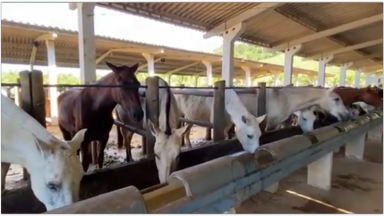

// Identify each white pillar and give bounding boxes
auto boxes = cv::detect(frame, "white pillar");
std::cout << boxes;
[345,133,366,160]
[142,53,155,77]
[202,60,213,86]
[365,73,372,86]
[339,62,353,87]
[241,66,252,87]
[294,74,299,86]
[194,75,199,87]
[221,23,245,87]
[77,3,97,84]
[307,152,333,190]
[354,69,361,87]
[273,74,279,86]
[317,56,334,87]
[46,40,58,125]
[283,45,302,86]
[373,75,380,86]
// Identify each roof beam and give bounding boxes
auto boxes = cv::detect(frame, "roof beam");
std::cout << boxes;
[166,62,200,74]
[308,38,384,59]
[272,13,383,50]
[203,3,283,39]
[362,64,383,72]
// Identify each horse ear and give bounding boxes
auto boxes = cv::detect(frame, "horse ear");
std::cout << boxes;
[293,110,301,117]
[130,63,139,74]
[148,120,160,137]
[105,61,119,72]
[256,114,267,124]
[326,87,335,95]
[175,124,192,137]
[67,129,87,152]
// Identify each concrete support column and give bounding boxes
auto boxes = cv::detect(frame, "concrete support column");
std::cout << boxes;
[194,75,200,87]
[294,74,299,86]
[167,74,173,85]
[241,66,252,87]
[354,69,361,87]
[142,53,155,77]
[317,56,334,87]
[307,152,333,190]
[202,60,213,86]
[345,133,366,160]
[365,73,372,86]
[273,74,279,86]
[77,3,97,84]
[46,40,58,125]
[221,23,245,87]
[339,62,353,87]
[283,44,302,86]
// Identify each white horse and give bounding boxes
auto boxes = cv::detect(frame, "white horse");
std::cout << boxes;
[116,77,191,183]
[175,88,266,154]
[1,94,87,211]
[176,87,350,148]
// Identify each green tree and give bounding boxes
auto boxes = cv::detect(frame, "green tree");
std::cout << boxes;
[213,43,279,61]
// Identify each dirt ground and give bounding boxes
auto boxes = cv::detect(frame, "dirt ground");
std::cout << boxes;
[5,127,383,214]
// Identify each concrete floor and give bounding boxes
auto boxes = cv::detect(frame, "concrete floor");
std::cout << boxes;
[236,136,383,214]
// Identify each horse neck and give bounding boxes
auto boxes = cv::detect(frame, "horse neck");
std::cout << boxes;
[224,89,251,125]
[1,129,48,173]
[334,89,363,106]
[158,80,179,132]
[82,78,119,112]
[282,88,326,112]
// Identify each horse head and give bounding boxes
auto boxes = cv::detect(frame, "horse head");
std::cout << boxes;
[293,109,317,133]
[105,61,144,123]
[318,87,350,121]
[31,129,87,211]
[362,86,383,108]
[235,114,266,154]
[148,121,191,183]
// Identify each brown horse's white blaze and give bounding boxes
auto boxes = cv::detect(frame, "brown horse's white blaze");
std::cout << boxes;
[1,95,86,211]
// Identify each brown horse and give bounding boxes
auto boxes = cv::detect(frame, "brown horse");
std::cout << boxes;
[57,62,144,172]
[333,86,382,108]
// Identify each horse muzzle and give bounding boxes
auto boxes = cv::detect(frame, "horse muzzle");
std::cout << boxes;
[130,107,144,123]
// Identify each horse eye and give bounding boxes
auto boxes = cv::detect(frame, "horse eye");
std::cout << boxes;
[247,134,253,139]
[303,118,307,121]
[334,98,340,102]
[47,182,59,191]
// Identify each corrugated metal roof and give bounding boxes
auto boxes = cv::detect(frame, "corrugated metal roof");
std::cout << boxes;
[2,19,331,79]
[98,3,383,72]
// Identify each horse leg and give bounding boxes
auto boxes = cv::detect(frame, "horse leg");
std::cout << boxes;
[97,135,109,169]
[123,130,134,162]
[59,124,72,141]
[183,125,193,148]
[80,143,91,172]
[1,163,10,193]
[204,128,212,140]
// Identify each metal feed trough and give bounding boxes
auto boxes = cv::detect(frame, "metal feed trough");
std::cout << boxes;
[43,110,382,214]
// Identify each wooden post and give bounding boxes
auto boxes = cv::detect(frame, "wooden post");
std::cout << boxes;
[30,71,46,127]
[144,76,159,159]
[18,71,33,181]
[213,80,225,142]
[257,82,267,116]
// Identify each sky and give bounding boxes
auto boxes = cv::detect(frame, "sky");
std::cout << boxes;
[1,3,223,76]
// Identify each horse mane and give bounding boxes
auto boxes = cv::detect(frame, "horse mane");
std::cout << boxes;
[164,82,172,136]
